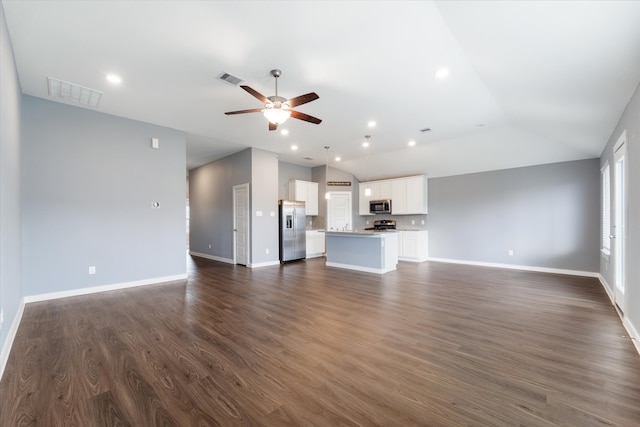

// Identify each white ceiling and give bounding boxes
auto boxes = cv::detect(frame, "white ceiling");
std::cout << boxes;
[3,1,640,179]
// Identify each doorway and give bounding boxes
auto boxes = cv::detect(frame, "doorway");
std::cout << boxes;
[327,191,352,231]
[613,132,627,314]
[233,183,249,266]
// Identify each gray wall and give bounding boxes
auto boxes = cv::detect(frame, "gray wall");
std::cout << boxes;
[0,2,23,356]
[312,165,357,230]
[189,148,251,261]
[600,81,640,335]
[429,159,600,272]
[189,147,279,266]
[278,161,311,200]
[250,149,278,265]
[21,96,187,295]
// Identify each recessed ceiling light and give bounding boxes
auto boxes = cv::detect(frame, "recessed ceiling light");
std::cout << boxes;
[335,156,341,162]
[368,121,376,128]
[434,68,449,79]
[106,74,122,84]
[280,129,289,135]
[291,145,298,150]
[362,141,370,148]
[408,140,416,147]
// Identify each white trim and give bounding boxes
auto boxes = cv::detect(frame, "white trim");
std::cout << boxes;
[427,257,598,277]
[189,251,234,264]
[597,274,615,303]
[614,129,627,153]
[24,274,187,303]
[326,261,396,275]
[623,317,640,355]
[0,298,26,382]
[248,260,281,268]
[598,274,640,356]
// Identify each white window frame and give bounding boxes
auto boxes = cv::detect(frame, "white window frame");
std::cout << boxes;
[601,162,611,258]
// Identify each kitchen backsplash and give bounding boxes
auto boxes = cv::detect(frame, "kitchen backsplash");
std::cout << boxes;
[310,214,428,231]
[355,214,428,230]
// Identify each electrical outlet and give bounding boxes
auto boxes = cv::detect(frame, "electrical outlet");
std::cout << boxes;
[208,244,212,249]
[508,249,514,256]
[265,248,269,254]
[421,220,425,225]
[411,220,415,225]
[89,266,96,275]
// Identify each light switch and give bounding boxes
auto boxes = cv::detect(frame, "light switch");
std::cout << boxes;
[151,138,159,149]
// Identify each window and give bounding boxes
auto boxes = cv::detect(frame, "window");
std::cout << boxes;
[601,163,611,255]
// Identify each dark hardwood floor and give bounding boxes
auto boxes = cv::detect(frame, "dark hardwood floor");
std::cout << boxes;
[1,256,639,426]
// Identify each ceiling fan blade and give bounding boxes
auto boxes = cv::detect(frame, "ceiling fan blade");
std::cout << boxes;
[241,85,269,103]
[290,110,322,124]
[269,122,278,131]
[224,108,263,115]
[287,92,319,108]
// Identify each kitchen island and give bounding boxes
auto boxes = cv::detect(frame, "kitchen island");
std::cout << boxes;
[324,230,398,274]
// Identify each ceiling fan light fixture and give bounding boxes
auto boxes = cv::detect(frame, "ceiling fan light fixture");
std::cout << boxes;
[263,103,291,125]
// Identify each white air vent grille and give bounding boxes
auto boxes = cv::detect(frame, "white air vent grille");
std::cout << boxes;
[217,72,243,86]
[47,77,102,107]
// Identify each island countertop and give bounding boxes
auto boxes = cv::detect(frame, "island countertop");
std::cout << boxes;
[324,230,398,236]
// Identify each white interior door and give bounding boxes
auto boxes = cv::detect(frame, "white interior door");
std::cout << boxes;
[233,183,249,266]
[327,191,352,231]
[613,136,627,313]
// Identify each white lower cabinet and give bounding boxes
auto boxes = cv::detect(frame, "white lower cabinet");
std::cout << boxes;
[398,230,428,262]
[306,230,325,258]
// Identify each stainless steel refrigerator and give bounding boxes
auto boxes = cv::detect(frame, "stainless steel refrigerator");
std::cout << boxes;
[279,200,306,263]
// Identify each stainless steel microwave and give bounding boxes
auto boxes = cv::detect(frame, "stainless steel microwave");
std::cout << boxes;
[370,199,391,214]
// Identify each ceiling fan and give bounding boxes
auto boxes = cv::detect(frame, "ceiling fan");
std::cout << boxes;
[225,69,322,131]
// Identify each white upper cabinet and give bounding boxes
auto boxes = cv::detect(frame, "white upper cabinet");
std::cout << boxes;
[401,175,428,215]
[359,184,373,215]
[359,175,427,216]
[289,180,319,216]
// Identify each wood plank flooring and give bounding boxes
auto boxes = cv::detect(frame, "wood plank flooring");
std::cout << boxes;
[1,256,640,426]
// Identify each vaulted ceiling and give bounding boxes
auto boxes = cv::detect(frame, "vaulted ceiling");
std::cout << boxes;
[4,1,640,179]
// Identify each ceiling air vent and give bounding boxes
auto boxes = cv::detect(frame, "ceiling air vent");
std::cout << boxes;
[217,72,243,86]
[47,77,102,107]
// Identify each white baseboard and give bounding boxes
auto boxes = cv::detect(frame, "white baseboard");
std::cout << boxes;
[248,260,280,268]
[597,275,640,356]
[326,261,396,275]
[427,257,598,278]
[189,251,234,264]
[623,317,640,355]
[0,298,26,382]
[597,274,615,303]
[24,274,188,303]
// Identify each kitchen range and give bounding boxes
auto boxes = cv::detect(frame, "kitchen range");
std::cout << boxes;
[364,219,396,231]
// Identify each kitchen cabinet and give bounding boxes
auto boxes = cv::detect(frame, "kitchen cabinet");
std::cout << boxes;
[359,184,374,215]
[359,175,428,215]
[289,180,319,216]
[392,175,427,215]
[306,230,325,258]
[398,230,428,262]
